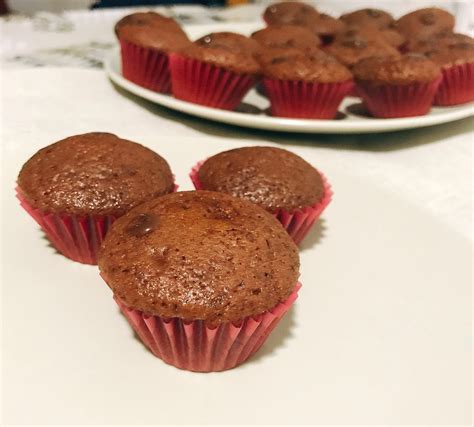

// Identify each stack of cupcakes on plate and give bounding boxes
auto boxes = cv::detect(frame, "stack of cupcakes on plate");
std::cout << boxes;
[115,4,473,119]
[18,133,331,372]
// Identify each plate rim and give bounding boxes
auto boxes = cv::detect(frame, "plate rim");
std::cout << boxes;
[105,46,474,134]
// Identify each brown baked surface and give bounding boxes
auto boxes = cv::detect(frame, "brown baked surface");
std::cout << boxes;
[325,37,400,67]
[424,43,474,68]
[252,25,322,52]
[115,12,190,52]
[195,32,262,56]
[256,46,329,66]
[340,8,394,29]
[263,1,320,26]
[352,54,441,85]
[197,147,326,212]
[176,43,261,75]
[337,26,405,48]
[98,190,300,325]
[396,8,455,40]
[18,133,174,216]
[309,14,345,38]
[407,33,474,53]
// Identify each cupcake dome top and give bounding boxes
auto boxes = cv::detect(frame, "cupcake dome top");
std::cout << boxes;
[307,13,345,39]
[340,8,394,29]
[396,8,455,40]
[407,33,474,53]
[197,147,325,212]
[263,1,320,27]
[423,43,474,68]
[175,43,261,75]
[18,132,174,216]
[115,12,190,52]
[352,54,441,85]
[337,26,405,49]
[195,32,262,56]
[325,37,400,67]
[251,25,322,52]
[98,191,300,325]
[262,53,352,83]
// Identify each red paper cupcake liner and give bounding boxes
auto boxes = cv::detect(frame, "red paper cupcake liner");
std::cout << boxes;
[263,78,354,119]
[17,184,178,265]
[169,54,256,110]
[16,188,116,265]
[114,282,301,372]
[355,77,442,118]
[189,161,333,245]
[434,62,474,106]
[120,39,171,93]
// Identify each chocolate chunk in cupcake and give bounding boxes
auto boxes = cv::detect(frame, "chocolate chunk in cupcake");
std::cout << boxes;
[396,8,455,41]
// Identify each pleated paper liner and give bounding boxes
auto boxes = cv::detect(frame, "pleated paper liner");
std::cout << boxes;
[114,282,301,372]
[263,78,354,119]
[189,161,333,245]
[16,188,116,265]
[169,54,257,110]
[17,184,178,265]
[355,77,442,118]
[120,39,171,93]
[434,62,474,106]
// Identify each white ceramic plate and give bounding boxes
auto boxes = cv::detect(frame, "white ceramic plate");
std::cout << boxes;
[105,38,474,134]
[3,69,471,425]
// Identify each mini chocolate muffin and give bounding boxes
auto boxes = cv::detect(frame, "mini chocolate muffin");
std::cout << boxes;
[309,13,345,44]
[423,42,474,69]
[423,42,474,105]
[115,12,190,92]
[353,54,442,117]
[195,147,326,214]
[340,8,394,29]
[261,53,353,119]
[251,25,321,53]
[353,54,441,85]
[17,132,175,264]
[325,37,400,67]
[195,31,262,57]
[337,26,405,49]
[396,8,455,40]
[262,52,352,83]
[407,33,474,54]
[18,133,174,216]
[263,1,320,27]
[115,12,189,51]
[169,43,260,110]
[98,190,300,371]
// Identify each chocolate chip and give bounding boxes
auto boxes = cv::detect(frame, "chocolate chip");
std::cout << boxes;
[342,38,367,48]
[126,213,157,237]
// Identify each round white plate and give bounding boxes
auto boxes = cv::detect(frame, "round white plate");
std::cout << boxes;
[105,45,474,134]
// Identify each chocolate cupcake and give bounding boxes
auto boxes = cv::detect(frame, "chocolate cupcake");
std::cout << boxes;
[251,25,322,53]
[263,1,320,27]
[340,8,394,29]
[353,54,442,117]
[396,8,455,41]
[325,37,400,68]
[190,147,333,244]
[261,52,353,119]
[17,132,175,264]
[424,42,474,105]
[115,12,190,93]
[195,31,261,57]
[169,43,260,110]
[98,190,301,372]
